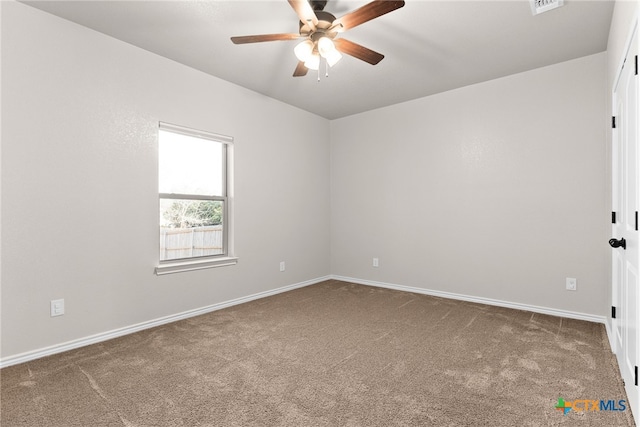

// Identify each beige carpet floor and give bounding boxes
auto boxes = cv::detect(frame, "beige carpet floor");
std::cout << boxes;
[1,280,635,426]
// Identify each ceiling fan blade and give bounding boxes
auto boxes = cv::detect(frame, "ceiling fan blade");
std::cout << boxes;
[334,38,384,65]
[333,0,405,32]
[288,0,318,30]
[231,34,301,44]
[293,61,309,77]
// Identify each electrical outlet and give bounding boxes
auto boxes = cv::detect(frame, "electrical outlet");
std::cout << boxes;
[50,299,65,317]
[279,261,285,272]
[373,258,379,267]
[566,278,577,291]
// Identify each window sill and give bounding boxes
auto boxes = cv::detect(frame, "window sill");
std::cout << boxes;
[155,256,238,275]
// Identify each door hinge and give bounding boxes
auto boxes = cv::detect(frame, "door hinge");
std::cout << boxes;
[635,55,638,75]
[636,211,638,231]
[612,211,617,224]
[635,366,638,386]
[612,306,617,319]
[613,116,617,128]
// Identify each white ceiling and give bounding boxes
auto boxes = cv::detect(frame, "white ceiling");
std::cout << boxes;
[22,0,614,119]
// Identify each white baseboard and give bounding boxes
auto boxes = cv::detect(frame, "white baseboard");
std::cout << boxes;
[1,275,611,368]
[331,275,608,326]
[605,319,616,353]
[0,276,331,369]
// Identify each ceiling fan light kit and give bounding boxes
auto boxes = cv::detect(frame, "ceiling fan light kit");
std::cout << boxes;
[294,39,314,61]
[293,36,341,70]
[317,37,337,59]
[231,0,405,79]
[305,52,321,71]
[324,48,343,67]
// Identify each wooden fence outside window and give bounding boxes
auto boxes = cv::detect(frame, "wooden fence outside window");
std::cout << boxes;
[160,225,223,261]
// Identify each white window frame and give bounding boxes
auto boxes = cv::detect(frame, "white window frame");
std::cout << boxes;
[155,122,237,275]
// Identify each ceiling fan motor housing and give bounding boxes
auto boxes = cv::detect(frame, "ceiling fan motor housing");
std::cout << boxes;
[299,11,338,39]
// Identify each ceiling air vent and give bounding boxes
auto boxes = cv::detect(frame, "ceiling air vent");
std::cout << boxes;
[530,0,564,15]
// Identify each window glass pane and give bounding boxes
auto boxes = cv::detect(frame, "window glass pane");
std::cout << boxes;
[160,199,224,261]
[159,130,223,196]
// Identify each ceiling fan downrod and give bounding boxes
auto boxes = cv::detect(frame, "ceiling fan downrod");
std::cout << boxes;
[309,0,328,11]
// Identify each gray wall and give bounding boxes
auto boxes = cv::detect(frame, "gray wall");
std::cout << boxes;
[330,53,608,316]
[1,2,331,359]
[608,1,638,88]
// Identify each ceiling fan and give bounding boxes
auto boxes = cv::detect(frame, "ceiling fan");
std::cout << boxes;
[231,0,405,77]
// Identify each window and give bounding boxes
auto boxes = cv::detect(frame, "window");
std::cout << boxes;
[155,122,236,275]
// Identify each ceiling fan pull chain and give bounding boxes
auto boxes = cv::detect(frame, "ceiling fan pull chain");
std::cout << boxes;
[325,60,329,78]
[317,67,320,82]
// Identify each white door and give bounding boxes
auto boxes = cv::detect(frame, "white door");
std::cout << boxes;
[612,25,639,419]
